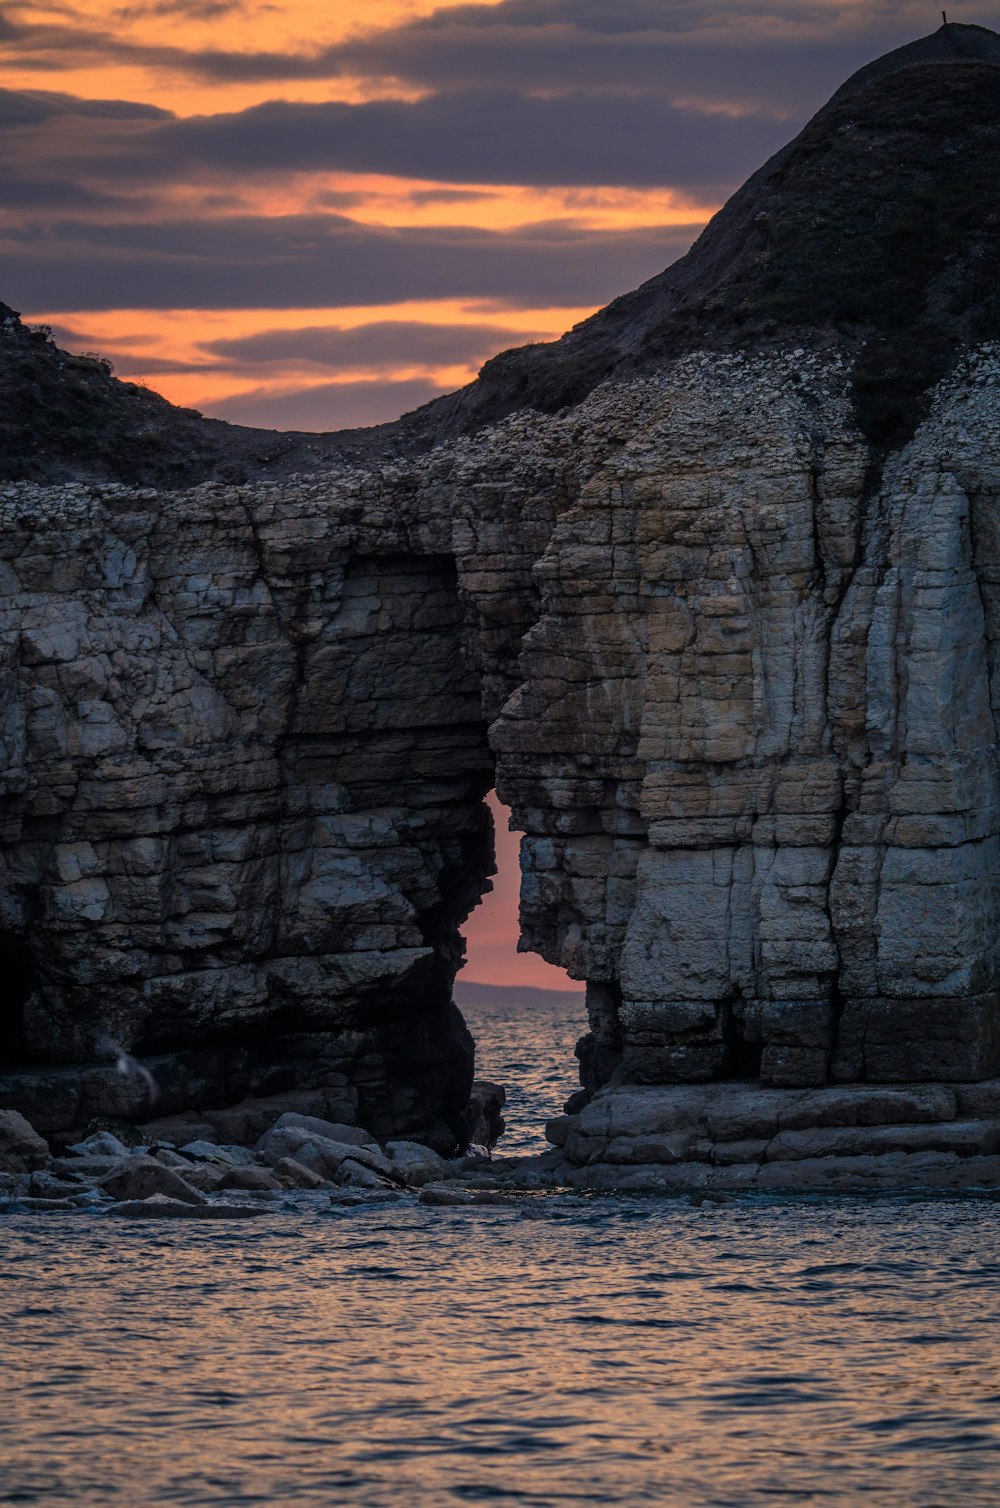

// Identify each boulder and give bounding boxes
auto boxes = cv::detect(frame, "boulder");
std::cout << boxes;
[99,1154,207,1206]
[273,1156,328,1190]
[179,1140,255,1167]
[29,1170,92,1199]
[255,1125,398,1181]
[153,1147,193,1168]
[176,1162,229,1192]
[0,1109,49,1173]
[222,1164,282,1192]
[385,1140,450,1185]
[273,1113,377,1149]
[336,1159,389,1189]
[68,1131,133,1159]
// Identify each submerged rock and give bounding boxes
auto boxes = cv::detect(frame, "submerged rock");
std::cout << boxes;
[419,1182,514,1207]
[419,1183,476,1207]
[107,1195,267,1219]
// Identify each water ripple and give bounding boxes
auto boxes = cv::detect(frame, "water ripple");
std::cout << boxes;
[2,997,999,1505]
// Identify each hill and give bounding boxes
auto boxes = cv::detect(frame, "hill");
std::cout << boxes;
[2,23,999,479]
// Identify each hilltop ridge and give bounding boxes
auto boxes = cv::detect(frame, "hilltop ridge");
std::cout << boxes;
[428,23,1000,450]
[2,22,999,480]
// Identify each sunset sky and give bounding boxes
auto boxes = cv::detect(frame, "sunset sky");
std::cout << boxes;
[1,0,983,987]
[0,0,979,429]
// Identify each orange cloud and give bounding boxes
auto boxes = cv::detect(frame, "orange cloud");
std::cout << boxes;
[33,300,600,419]
[1,0,510,112]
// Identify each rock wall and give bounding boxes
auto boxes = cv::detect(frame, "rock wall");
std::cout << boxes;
[0,444,565,1140]
[2,343,1000,1142]
[497,347,1000,1094]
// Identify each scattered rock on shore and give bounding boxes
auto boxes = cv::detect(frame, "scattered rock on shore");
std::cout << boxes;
[100,1155,208,1206]
[0,1110,50,1173]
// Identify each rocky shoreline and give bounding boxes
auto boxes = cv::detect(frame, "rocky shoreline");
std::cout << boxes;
[0,1095,514,1218]
[545,1081,1000,1193]
[4,1072,1000,1217]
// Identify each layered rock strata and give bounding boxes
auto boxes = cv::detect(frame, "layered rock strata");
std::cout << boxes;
[499,347,1000,1099]
[545,1081,1000,1193]
[2,343,1000,1162]
[3,30,1000,1176]
[0,446,566,1144]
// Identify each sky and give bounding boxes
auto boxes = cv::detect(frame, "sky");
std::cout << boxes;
[1,0,987,430]
[466,793,574,991]
[2,0,989,989]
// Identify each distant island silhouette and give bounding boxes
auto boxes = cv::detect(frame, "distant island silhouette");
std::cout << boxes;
[454,981,585,1008]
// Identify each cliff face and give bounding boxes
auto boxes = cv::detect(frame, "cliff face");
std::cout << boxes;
[4,341,1000,1140]
[3,28,1000,1153]
[497,347,1000,1094]
[0,442,565,1140]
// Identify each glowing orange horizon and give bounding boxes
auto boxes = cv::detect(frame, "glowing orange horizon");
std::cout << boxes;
[463,794,577,991]
[25,300,604,418]
[4,1,714,427]
[2,0,511,114]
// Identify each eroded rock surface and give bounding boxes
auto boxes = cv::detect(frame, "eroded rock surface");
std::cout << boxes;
[3,31,1000,1169]
[543,1079,1000,1193]
[500,348,1000,1095]
[3,345,1000,1151]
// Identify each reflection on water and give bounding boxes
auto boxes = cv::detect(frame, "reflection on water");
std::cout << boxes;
[3,1198,1000,1505]
[2,998,1000,1507]
[462,991,585,1153]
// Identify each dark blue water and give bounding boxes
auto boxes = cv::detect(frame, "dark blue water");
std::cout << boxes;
[2,997,999,1507]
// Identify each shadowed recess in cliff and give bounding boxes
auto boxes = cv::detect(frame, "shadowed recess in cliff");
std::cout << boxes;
[0,938,35,1066]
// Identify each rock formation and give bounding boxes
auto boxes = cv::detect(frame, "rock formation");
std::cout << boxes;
[3,25,1000,1180]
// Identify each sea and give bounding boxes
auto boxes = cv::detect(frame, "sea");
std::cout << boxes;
[2,991,1000,1507]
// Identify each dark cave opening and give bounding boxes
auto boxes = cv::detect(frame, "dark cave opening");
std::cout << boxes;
[0,937,35,1066]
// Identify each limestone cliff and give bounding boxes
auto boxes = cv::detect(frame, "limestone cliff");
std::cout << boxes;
[2,26,1000,1160]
